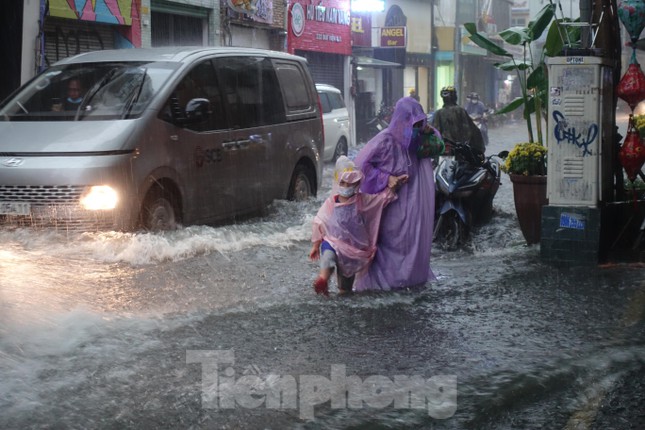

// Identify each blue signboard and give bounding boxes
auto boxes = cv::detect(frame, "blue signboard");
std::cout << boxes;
[560,212,586,230]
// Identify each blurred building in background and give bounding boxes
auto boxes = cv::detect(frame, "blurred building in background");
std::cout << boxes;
[0,0,583,137]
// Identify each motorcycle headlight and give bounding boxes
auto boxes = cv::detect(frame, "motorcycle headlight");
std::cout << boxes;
[80,185,118,210]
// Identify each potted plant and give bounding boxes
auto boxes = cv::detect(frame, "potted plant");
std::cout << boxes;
[465,3,580,244]
[502,142,547,176]
[500,142,548,244]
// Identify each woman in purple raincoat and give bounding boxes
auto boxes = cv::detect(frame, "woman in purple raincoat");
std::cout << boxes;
[353,96,437,290]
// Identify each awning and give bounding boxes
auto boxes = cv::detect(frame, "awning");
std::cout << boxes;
[354,56,401,68]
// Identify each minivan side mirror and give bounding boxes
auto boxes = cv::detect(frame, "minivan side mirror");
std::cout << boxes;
[183,98,211,124]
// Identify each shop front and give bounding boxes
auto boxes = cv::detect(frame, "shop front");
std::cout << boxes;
[288,0,352,94]
[288,0,352,144]
[43,0,141,66]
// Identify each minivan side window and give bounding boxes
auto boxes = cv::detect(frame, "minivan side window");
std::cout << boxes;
[161,60,227,132]
[274,63,312,112]
[215,56,286,128]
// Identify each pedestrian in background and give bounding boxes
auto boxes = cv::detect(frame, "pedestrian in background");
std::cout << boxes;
[464,92,487,117]
[433,86,485,157]
[464,91,489,146]
[353,96,437,291]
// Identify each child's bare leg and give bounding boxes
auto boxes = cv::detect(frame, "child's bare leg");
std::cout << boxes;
[313,249,337,296]
[318,267,333,281]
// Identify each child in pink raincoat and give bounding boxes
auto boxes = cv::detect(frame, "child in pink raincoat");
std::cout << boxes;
[309,156,408,295]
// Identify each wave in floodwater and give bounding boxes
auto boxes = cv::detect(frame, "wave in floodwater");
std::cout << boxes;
[0,195,523,269]
[0,199,322,266]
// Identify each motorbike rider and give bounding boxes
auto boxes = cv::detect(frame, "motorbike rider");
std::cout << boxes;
[464,92,489,146]
[432,86,485,161]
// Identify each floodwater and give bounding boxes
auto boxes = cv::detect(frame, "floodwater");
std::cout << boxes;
[1,122,644,429]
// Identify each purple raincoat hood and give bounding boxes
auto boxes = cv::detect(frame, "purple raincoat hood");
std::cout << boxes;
[386,96,428,150]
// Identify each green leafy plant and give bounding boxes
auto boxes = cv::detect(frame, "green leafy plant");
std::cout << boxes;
[501,142,547,176]
[465,3,581,147]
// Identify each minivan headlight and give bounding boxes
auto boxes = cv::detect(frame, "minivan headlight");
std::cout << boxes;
[80,185,118,210]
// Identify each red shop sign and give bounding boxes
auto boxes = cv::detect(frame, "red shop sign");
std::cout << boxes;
[288,0,352,55]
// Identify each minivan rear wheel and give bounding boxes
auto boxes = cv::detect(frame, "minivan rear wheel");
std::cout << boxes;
[141,188,179,231]
[332,137,348,162]
[287,165,314,201]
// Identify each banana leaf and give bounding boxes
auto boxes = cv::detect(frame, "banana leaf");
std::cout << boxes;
[463,23,513,58]
[463,2,578,145]
[499,27,531,46]
[527,66,546,91]
[495,97,525,114]
[544,17,583,56]
[527,4,556,41]
[494,60,531,71]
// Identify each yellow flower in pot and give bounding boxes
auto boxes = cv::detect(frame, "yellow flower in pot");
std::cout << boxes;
[500,142,548,245]
[501,142,547,176]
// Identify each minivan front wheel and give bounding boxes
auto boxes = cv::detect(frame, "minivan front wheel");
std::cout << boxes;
[287,165,314,201]
[141,188,179,231]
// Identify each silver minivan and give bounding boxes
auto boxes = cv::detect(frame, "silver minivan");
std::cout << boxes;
[0,47,324,230]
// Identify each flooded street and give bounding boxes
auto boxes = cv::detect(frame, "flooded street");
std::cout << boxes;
[1,122,644,429]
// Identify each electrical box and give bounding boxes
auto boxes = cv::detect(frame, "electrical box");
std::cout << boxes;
[546,56,615,206]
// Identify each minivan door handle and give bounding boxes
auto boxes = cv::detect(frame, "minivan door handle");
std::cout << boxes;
[236,139,251,149]
[248,134,263,144]
[247,133,271,144]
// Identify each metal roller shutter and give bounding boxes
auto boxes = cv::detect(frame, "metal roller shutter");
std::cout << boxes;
[296,51,345,94]
[43,18,115,66]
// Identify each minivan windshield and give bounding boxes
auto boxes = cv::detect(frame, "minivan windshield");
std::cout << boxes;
[0,61,178,121]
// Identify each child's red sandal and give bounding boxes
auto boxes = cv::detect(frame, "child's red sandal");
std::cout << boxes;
[313,277,329,296]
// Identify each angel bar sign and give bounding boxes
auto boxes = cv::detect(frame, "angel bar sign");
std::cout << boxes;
[380,26,406,47]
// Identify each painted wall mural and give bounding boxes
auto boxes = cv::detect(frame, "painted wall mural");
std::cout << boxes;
[47,0,141,47]
[49,0,133,24]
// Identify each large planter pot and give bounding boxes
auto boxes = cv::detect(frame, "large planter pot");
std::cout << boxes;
[509,174,548,245]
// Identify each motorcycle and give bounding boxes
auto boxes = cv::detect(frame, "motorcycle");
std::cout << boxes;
[358,102,393,143]
[433,139,507,250]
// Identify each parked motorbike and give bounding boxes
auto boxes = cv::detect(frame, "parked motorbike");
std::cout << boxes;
[358,102,393,143]
[433,139,507,250]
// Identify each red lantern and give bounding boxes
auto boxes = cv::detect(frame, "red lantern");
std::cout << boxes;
[619,118,645,182]
[617,62,645,110]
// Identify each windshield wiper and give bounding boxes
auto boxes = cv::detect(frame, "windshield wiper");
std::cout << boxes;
[122,68,148,119]
[75,67,125,120]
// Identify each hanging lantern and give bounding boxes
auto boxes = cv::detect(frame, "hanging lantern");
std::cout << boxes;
[617,61,645,111]
[618,0,645,44]
[619,117,645,182]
